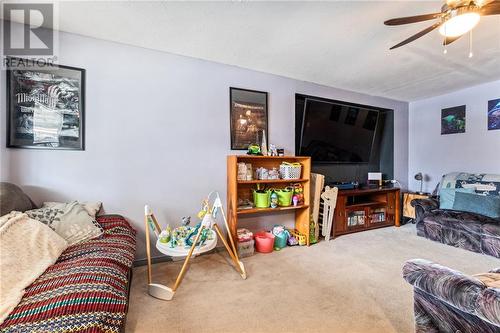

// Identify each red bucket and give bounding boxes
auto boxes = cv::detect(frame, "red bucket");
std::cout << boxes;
[254,231,275,253]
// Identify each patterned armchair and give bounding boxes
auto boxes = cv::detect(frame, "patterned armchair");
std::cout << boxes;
[403,259,500,333]
[412,172,500,258]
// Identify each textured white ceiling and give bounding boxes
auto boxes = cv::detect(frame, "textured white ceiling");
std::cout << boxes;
[8,1,500,101]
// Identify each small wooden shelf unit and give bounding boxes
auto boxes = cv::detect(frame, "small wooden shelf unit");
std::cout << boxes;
[332,187,401,238]
[227,155,311,245]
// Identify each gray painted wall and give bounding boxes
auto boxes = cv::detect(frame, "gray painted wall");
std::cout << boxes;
[1,28,409,259]
[408,80,500,193]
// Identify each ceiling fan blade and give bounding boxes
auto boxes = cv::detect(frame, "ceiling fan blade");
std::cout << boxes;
[443,35,462,45]
[477,0,498,7]
[384,13,442,26]
[390,22,441,50]
[481,1,500,15]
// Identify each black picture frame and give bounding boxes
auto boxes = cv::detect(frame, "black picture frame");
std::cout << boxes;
[488,98,500,131]
[441,105,466,135]
[229,87,268,150]
[6,59,86,150]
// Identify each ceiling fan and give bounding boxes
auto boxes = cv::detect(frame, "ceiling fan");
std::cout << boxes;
[384,0,500,50]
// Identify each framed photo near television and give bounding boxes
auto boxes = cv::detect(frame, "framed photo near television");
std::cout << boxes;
[229,87,268,150]
[7,60,85,150]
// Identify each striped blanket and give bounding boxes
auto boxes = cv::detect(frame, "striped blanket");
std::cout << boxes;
[0,215,136,333]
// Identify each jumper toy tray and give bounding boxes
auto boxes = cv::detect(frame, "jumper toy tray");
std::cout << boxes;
[144,191,246,301]
[156,236,217,257]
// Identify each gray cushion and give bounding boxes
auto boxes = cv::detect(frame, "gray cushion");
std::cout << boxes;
[439,187,475,210]
[0,182,35,216]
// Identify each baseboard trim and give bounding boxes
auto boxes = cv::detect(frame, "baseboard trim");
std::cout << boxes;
[133,248,218,267]
[133,255,172,267]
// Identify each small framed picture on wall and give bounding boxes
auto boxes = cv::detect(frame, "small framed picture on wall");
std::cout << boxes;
[6,59,85,150]
[488,98,500,131]
[441,105,465,135]
[229,87,268,150]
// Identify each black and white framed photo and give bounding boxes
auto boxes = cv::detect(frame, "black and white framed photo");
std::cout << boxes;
[7,59,85,150]
[229,87,268,150]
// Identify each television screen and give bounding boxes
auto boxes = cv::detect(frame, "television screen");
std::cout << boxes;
[299,98,380,163]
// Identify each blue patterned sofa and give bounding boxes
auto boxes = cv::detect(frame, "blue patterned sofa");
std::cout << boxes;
[403,259,500,333]
[412,173,500,258]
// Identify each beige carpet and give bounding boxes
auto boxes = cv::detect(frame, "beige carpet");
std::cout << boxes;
[126,224,498,333]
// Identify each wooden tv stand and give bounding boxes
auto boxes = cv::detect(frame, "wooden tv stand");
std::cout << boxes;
[331,187,400,238]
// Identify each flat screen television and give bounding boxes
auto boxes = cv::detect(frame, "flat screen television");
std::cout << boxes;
[299,98,380,163]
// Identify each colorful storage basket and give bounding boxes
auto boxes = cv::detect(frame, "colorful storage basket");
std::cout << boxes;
[279,162,302,179]
[288,229,307,246]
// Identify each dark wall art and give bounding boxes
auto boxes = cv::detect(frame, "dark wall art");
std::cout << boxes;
[7,60,85,150]
[441,105,466,135]
[488,98,500,131]
[344,107,359,125]
[229,87,268,150]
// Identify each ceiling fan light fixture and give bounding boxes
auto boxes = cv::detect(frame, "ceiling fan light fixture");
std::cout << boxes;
[385,0,500,50]
[438,12,481,37]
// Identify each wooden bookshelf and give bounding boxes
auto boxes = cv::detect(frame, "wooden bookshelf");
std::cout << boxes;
[227,155,311,245]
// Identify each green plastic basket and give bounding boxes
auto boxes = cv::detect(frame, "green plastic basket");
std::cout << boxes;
[276,188,293,206]
[253,190,270,208]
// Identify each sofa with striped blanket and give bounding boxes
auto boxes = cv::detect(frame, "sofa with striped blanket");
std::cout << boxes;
[0,215,136,333]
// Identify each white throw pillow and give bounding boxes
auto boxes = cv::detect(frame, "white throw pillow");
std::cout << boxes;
[26,201,103,246]
[43,201,102,218]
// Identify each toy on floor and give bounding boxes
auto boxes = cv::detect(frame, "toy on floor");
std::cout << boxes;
[321,186,339,241]
[289,229,307,246]
[272,225,289,250]
[144,191,247,301]
[287,235,299,246]
[237,228,255,258]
